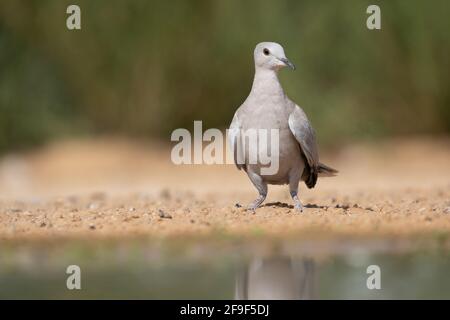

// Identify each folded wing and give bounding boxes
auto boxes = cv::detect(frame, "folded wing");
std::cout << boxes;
[229,112,246,171]
[288,105,319,188]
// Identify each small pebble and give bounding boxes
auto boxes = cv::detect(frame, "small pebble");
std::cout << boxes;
[158,209,172,219]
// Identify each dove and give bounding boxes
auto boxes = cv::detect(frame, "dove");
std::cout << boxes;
[229,42,337,212]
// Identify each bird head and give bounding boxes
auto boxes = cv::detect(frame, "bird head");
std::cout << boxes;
[254,42,295,71]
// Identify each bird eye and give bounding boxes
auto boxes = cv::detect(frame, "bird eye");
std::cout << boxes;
[263,48,270,56]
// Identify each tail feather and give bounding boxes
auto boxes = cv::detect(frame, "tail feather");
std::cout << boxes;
[305,169,318,189]
[318,162,338,177]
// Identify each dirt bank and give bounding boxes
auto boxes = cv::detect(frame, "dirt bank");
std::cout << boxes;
[0,137,449,241]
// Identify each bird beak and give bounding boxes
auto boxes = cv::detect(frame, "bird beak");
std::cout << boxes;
[280,57,296,70]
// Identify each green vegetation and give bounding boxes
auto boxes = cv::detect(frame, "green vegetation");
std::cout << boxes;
[0,0,449,152]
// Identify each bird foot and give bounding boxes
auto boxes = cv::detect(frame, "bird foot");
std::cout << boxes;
[246,195,266,213]
[294,202,304,212]
[246,206,257,214]
[291,194,303,213]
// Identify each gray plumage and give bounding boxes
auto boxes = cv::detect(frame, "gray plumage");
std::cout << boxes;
[229,42,337,211]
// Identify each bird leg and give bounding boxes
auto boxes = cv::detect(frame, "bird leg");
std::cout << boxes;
[247,193,267,212]
[246,171,268,212]
[289,175,303,212]
[290,191,303,212]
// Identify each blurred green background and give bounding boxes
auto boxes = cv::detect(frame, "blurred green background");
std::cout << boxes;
[0,0,449,153]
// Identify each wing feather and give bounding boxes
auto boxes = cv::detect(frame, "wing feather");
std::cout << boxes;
[228,112,245,171]
[288,105,319,188]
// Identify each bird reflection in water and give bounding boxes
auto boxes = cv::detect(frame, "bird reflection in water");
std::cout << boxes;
[235,256,316,300]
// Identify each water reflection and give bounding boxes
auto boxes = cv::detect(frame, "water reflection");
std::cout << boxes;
[235,256,316,300]
[1,240,450,299]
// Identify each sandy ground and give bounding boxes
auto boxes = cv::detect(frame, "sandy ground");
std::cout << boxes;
[0,137,449,241]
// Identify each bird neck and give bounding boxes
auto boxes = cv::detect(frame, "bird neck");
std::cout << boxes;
[250,68,285,98]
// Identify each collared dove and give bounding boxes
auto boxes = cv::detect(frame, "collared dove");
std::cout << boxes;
[229,42,337,212]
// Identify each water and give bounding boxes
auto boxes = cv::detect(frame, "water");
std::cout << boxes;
[0,238,449,299]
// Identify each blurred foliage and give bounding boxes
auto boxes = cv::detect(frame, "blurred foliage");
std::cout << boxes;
[0,0,449,152]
